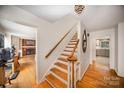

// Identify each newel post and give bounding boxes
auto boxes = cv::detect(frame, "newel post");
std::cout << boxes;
[67,55,77,88]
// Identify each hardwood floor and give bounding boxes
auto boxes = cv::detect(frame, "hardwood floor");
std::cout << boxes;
[77,62,124,88]
[5,55,36,88]
[34,80,52,88]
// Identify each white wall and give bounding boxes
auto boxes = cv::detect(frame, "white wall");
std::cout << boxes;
[115,26,118,73]
[0,18,37,40]
[118,22,124,77]
[78,21,90,79]
[90,28,116,70]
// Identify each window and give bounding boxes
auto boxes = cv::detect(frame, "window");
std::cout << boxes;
[96,39,110,48]
[101,41,109,48]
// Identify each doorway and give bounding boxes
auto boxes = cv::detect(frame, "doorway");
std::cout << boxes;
[95,38,110,70]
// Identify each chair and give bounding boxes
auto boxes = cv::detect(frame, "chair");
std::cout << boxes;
[8,54,20,84]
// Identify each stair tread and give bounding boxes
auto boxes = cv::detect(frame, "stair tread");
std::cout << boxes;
[33,80,52,88]
[61,53,70,56]
[46,74,67,88]
[66,44,75,47]
[66,46,75,48]
[68,42,77,45]
[65,46,75,49]
[60,55,68,58]
[65,47,77,50]
[71,37,77,40]
[55,62,67,70]
[64,49,77,53]
[62,51,72,54]
[61,52,76,56]
[66,45,75,47]
[51,68,67,81]
[64,50,73,52]
[58,56,68,62]
[64,48,74,51]
[71,38,77,40]
[69,42,77,44]
[70,40,78,42]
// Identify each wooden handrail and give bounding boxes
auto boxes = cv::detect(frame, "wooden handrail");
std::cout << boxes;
[45,25,76,58]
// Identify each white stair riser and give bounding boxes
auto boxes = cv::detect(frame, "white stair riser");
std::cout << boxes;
[53,65,67,73]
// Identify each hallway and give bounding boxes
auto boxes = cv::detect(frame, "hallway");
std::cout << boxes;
[77,62,124,88]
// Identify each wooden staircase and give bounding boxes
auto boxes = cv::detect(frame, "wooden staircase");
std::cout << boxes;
[34,33,79,88]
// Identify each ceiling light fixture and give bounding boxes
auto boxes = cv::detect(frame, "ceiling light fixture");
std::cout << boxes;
[74,5,85,14]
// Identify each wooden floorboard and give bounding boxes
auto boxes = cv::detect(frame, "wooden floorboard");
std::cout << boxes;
[33,80,52,88]
[76,62,124,88]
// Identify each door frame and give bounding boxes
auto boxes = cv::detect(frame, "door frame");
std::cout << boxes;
[89,29,115,70]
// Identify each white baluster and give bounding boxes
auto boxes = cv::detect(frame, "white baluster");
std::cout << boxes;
[67,62,71,88]
[74,62,77,88]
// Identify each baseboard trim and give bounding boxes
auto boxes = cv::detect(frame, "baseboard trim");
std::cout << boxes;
[79,63,90,81]
[117,72,124,78]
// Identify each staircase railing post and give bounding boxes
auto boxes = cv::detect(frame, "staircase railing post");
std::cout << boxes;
[67,55,77,88]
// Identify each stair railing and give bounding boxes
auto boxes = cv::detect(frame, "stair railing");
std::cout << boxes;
[67,39,79,88]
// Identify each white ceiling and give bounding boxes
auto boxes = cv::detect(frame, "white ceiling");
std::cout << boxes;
[82,5,124,31]
[17,5,74,22]
[17,5,124,31]
[0,18,36,39]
